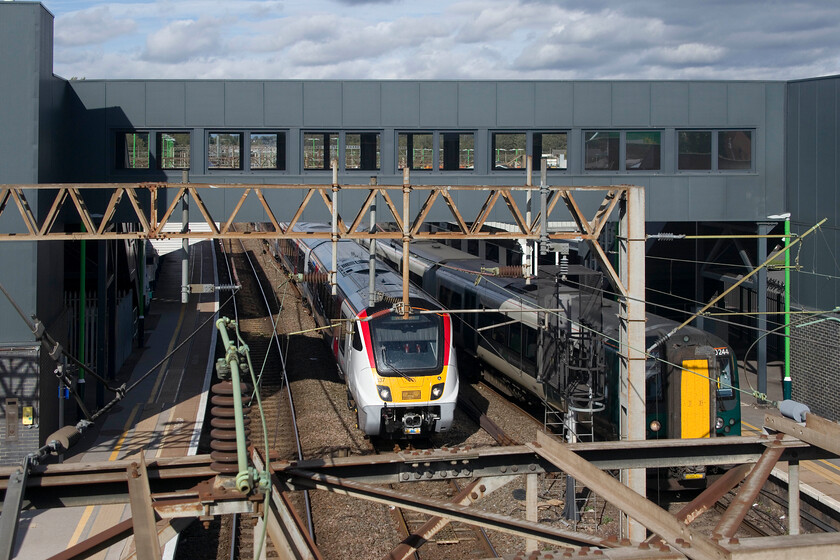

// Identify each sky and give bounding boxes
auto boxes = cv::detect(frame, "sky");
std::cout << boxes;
[41,0,840,81]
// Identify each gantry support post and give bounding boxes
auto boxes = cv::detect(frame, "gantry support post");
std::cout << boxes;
[789,460,800,535]
[618,186,647,542]
[525,473,539,553]
[368,177,377,308]
[331,162,339,297]
[181,171,190,304]
[402,168,411,318]
[757,221,774,402]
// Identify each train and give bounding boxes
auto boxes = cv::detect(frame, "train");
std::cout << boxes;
[272,224,459,438]
[371,238,742,485]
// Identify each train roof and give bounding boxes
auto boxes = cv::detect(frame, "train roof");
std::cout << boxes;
[289,223,441,313]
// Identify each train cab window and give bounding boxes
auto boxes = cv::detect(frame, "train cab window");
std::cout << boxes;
[369,312,444,376]
[352,324,363,351]
[716,349,735,399]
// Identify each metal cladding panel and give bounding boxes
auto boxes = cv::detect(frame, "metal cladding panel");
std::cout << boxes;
[688,82,727,125]
[648,176,689,220]
[0,4,40,184]
[687,175,727,221]
[106,81,146,127]
[497,82,535,127]
[793,81,818,222]
[265,81,303,126]
[381,82,419,127]
[763,83,787,209]
[67,82,107,181]
[534,82,573,126]
[611,82,651,127]
[727,82,766,125]
[186,81,224,126]
[651,82,689,126]
[342,81,381,127]
[724,175,764,220]
[0,244,38,342]
[303,81,342,126]
[419,82,457,127]
[573,82,611,126]
[458,82,496,127]
[146,82,186,127]
[225,82,264,127]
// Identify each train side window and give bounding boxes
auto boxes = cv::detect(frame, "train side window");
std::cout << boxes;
[524,327,537,362]
[509,322,522,353]
[352,324,363,351]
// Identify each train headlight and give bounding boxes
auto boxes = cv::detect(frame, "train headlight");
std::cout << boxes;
[715,417,725,430]
[376,385,392,402]
[649,420,661,432]
[430,383,445,400]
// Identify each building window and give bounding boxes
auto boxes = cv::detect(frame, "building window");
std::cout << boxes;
[345,132,380,170]
[678,131,712,170]
[116,132,149,169]
[492,133,526,170]
[718,130,752,170]
[584,131,619,171]
[677,130,752,172]
[440,133,474,170]
[533,132,567,170]
[625,131,660,171]
[398,133,434,170]
[208,132,242,170]
[250,132,286,170]
[304,132,339,170]
[159,132,191,170]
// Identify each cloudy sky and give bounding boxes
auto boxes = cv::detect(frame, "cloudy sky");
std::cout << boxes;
[44,0,840,81]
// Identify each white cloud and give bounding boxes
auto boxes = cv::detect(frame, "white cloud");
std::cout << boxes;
[142,17,229,63]
[46,0,840,80]
[54,6,137,46]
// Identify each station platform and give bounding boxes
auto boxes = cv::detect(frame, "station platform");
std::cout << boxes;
[12,240,219,560]
[739,359,840,522]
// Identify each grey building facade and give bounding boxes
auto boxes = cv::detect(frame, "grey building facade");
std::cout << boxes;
[0,2,837,461]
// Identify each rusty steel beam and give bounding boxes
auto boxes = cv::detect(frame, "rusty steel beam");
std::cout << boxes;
[384,475,517,560]
[126,456,162,560]
[764,413,840,457]
[46,518,135,560]
[713,440,785,539]
[282,467,611,550]
[529,432,729,560]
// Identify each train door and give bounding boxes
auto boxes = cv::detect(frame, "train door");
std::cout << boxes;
[337,302,354,375]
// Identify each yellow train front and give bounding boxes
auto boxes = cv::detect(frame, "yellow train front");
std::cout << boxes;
[276,224,459,438]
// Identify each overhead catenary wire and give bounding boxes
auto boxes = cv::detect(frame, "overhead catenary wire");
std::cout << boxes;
[403,247,769,400]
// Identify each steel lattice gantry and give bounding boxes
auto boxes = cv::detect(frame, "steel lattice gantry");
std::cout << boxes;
[0,177,647,535]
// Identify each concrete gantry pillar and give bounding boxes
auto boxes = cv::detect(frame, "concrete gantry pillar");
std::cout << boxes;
[618,186,646,542]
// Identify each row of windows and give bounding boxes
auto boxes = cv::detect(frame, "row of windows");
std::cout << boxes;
[115,129,753,173]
